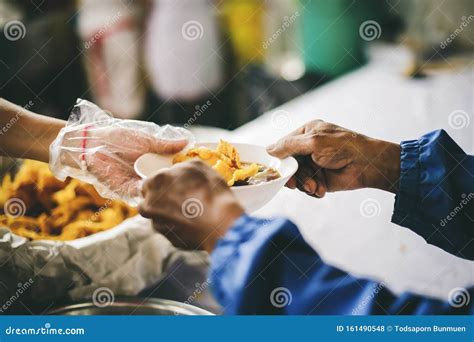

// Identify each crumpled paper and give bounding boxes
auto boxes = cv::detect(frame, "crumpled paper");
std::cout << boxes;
[0,215,202,307]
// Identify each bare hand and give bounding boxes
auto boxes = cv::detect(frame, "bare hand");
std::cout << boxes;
[139,160,244,252]
[267,120,400,197]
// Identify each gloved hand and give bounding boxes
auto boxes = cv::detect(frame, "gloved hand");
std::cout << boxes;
[49,99,193,205]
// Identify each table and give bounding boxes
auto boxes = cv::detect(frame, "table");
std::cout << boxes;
[196,43,473,301]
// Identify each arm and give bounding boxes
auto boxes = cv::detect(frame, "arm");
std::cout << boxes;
[0,98,65,162]
[0,98,189,203]
[268,122,473,260]
[138,161,472,315]
[211,215,472,315]
[392,130,474,260]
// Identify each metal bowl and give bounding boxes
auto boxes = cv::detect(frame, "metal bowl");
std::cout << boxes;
[48,297,213,316]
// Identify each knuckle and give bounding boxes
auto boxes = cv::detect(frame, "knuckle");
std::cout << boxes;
[138,202,152,218]
[148,170,171,187]
[187,159,207,170]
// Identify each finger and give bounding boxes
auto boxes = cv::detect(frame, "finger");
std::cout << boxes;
[138,200,171,220]
[302,178,317,195]
[267,125,309,157]
[267,135,314,159]
[293,156,329,198]
[138,201,153,218]
[267,125,306,151]
[285,176,297,189]
[141,168,173,195]
[313,168,328,198]
[119,178,142,199]
[88,152,140,197]
[151,138,188,155]
[294,164,318,195]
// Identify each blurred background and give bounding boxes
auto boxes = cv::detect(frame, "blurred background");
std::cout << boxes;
[0,0,473,314]
[0,0,472,129]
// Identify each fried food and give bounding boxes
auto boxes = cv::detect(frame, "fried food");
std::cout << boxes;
[0,160,137,241]
[173,140,279,186]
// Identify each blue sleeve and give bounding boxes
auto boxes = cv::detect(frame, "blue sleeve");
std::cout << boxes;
[392,130,474,260]
[210,215,472,315]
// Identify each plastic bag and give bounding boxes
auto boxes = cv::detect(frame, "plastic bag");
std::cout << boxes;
[49,99,194,205]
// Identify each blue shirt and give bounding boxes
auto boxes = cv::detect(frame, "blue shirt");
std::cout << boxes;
[210,130,473,315]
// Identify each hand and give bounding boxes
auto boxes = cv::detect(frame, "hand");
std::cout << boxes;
[139,160,244,252]
[84,126,188,199]
[49,99,192,203]
[267,120,400,197]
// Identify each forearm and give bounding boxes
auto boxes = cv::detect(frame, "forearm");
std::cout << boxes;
[210,215,472,315]
[0,98,65,163]
[364,138,401,194]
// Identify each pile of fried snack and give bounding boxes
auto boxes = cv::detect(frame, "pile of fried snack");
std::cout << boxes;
[173,140,260,186]
[0,160,137,241]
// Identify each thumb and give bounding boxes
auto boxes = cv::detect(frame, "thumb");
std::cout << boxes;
[267,135,314,159]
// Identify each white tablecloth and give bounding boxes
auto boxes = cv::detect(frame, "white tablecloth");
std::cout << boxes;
[193,44,473,301]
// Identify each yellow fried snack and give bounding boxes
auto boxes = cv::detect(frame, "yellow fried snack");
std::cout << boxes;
[173,140,260,186]
[232,163,260,184]
[212,160,235,185]
[216,140,242,168]
[0,160,137,241]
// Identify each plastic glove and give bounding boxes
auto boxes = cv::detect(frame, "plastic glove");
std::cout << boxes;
[49,99,194,205]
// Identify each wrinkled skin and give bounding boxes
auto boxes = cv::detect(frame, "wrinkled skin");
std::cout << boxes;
[139,160,244,252]
[138,120,401,253]
[267,120,401,198]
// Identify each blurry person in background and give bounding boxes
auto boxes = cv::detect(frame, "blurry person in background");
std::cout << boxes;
[144,0,223,104]
[0,0,88,118]
[77,0,147,119]
[140,120,473,315]
[77,0,227,125]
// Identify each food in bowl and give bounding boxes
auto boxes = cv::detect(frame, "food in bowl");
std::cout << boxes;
[134,141,298,213]
[0,160,137,241]
[173,140,281,186]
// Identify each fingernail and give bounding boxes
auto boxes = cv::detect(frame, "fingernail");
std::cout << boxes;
[303,181,316,194]
[266,143,276,152]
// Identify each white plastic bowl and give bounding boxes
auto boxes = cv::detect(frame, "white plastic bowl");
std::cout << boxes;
[135,142,298,212]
